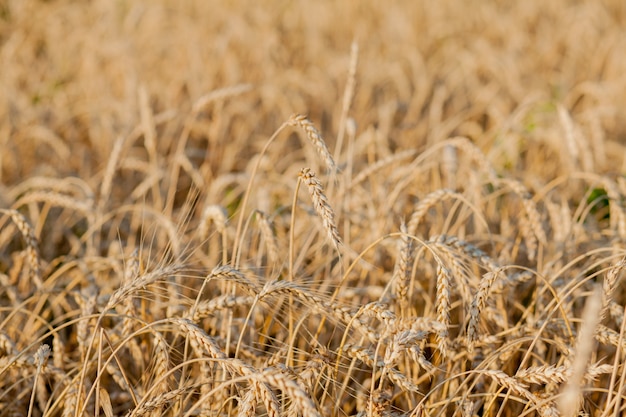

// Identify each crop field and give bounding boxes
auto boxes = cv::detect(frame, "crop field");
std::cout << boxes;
[2,0,626,416]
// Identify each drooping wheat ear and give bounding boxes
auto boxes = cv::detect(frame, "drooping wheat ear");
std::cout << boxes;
[14,191,94,216]
[516,364,570,385]
[170,318,228,409]
[238,388,257,417]
[407,345,436,374]
[171,318,280,417]
[515,362,612,387]
[355,301,396,328]
[183,294,255,322]
[259,280,378,342]
[342,343,421,393]
[105,264,183,311]
[447,136,498,181]
[432,235,500,272]
[595,324,626,356]
[394,316,447,337]
[207,265,261,294]
[255,210,281,266]
[407,189,464,236]
[430,234,501,307]
[126,387,188,417]
[255,367,321,417]
[483,369,536,404]
[467,268,505,350]
[0,209,42,289]
[288,114,337,172]
[383,330,427,371]
[298,168,342,248]
[199,204,228,240]
[393,222,413,309]
[600,259,626,322]
[498,178,547,260]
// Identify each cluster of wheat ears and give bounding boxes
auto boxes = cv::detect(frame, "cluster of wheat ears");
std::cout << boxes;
[2,1,626,416]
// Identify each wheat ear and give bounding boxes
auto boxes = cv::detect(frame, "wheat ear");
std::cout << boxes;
[393,222,413,311]
[434,256,451,359]
[198,204,228,240]
[498,178,547,260]
[483,369,536,404]
[0,209,42,289]
[255,210,281,266]
[288,114,337,172]
[407,189,464,236]
[28,344,51,417]
[298,168,342,248]
[601,258,626,322]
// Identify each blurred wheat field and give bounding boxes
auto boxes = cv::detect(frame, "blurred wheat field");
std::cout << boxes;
[2,0,626,416]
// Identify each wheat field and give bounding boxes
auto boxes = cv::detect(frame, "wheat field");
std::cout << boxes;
[2,1,626,416]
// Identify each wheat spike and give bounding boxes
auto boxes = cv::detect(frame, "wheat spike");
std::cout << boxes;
[298,168,342,248]
[288,114,337,172]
